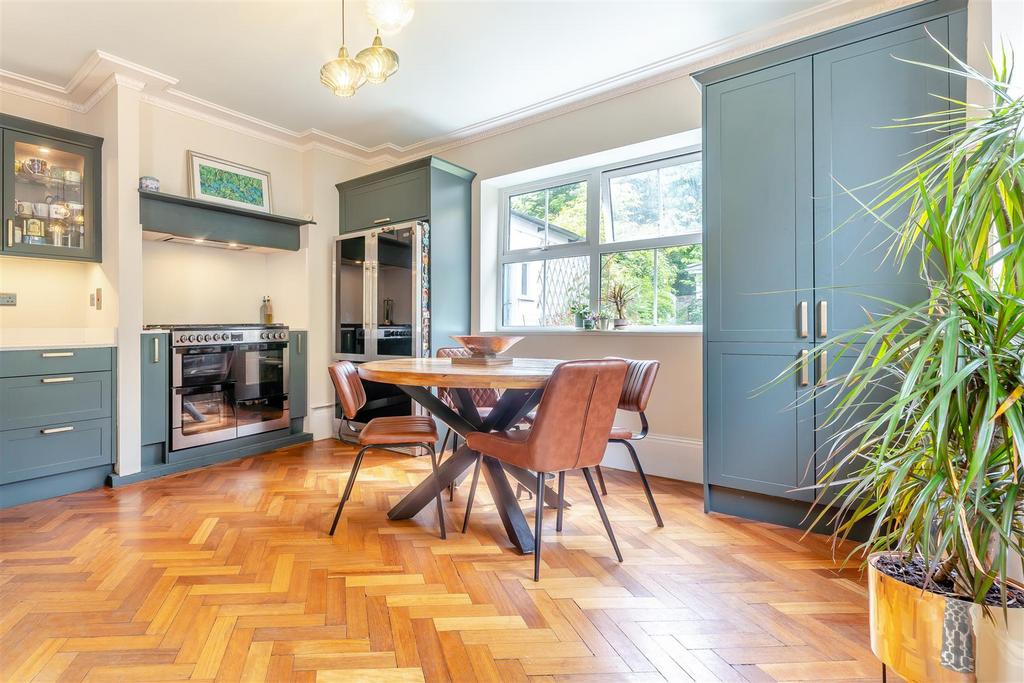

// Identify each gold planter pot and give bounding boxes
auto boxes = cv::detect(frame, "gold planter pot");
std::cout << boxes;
[868,553,1024,683]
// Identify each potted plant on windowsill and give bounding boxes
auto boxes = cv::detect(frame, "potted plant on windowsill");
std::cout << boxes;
[568,301,591,330]
[607,283,635,329]
[773,47,1023,682]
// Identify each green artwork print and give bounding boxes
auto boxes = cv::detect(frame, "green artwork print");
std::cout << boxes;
[198,165,265,206]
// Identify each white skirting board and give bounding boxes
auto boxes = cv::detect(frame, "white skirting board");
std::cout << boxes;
[311,405,703,484]
[600,434,703,484]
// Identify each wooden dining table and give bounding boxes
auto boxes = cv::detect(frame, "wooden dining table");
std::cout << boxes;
[357,357,563,555]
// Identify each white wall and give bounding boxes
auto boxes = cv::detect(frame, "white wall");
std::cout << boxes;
[436,77,706,482]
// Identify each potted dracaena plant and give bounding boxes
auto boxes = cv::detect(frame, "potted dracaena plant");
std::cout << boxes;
[769,45,1023,682]
[606,283,636,329]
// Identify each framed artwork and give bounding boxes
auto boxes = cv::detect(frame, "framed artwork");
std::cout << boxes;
[187,151,272,213]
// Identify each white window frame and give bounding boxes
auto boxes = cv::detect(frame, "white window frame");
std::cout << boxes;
[497,147,702,333]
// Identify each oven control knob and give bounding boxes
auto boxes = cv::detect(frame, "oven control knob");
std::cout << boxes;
[217,333,225,341]
[259,332,267,340]
[186,335,194,342]
[202,334,210,342]
[277,332,285,340]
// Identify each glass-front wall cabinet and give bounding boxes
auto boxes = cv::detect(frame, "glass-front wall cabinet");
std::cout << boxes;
[1,117,102,262]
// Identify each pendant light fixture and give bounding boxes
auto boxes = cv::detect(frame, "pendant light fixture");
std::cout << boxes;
[356,30,399,84]
[320,0,367,97]
[365,0,414,36]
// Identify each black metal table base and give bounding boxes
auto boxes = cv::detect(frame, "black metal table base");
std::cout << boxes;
[386,383,555,554]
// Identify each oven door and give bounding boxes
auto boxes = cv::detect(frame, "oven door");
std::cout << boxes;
[172,383,237,450]
[173,345,234,387]
[232,342,290,436]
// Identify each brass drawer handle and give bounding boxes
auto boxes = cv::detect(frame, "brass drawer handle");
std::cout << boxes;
[373,217,391,224]
[41,351,75,358]
[798,301,808,338]
[42,376,75,383]
[799,350,809,386]
[6,219,12,247]
[153,336,161,363]
[41,425,74,435]
[817,349,828,387]
[818,300,828,338]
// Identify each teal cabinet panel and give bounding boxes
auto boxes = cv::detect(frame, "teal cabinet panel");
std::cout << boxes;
[341,168,428,232]
[706,342,815,502]
[1,115,103,263]
[0,417,112,484]
[704,58,815,343]
[141,333,169,447]
[0,346,111,378]
[288,330,308,419]
[0,371,112,430]
[812,19,951,338]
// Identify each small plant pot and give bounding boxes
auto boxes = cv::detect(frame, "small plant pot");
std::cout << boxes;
[574,313,585,330]
[613,318,628,329]
[868,552,1024,682]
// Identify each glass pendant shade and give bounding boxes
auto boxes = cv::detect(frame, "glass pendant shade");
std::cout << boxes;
[356,33,399,84]
[321,46,367,97]
[366,0,414,36]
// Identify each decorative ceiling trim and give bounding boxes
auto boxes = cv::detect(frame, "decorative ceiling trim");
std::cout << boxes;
[0,0,914,164]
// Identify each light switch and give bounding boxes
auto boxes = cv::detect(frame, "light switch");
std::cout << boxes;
[95,287,102,310]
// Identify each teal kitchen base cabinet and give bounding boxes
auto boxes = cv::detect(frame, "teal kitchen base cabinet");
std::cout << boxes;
[288,330,308,422]
[141,332,169,447]
[0,346,116,508]
[697,0,966,531]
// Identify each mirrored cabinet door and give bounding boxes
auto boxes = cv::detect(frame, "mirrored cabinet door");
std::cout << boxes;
[3,129,100,261]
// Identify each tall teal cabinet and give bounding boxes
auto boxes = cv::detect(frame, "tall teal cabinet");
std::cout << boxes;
[697,0,966,528]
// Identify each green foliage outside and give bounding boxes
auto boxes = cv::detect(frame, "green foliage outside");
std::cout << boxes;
[600,246,702,324]
[509,181,587,242]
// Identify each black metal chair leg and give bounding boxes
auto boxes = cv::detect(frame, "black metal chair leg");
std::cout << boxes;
[623,440,663,527]
[427,445,446,540]
[534,472,545,581]
[442,432,455,501]
[582,467,622,562]
[595,464,608,495]
[330,446,368,536]
[462,454,482,533]
[555,471,566,532]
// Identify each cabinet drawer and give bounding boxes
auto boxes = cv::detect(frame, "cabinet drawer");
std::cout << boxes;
[0,371,112,430]
[0,418,112,484]
[342,168,428,231]
[0,347,112,378]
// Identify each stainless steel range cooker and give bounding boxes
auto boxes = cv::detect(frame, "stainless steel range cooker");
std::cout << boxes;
[146,324,290,450]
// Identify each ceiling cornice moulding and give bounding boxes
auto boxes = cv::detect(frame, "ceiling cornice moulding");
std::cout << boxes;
[0,0,914,164]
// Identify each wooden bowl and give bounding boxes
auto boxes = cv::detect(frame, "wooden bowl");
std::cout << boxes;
[450,335,523,358]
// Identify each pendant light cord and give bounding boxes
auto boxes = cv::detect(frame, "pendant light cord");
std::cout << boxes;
[341,0,346,44]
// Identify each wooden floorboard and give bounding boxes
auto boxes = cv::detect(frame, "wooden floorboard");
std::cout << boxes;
[0,439,892,682]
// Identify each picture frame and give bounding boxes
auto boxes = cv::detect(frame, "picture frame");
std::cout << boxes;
[186,150,273,213]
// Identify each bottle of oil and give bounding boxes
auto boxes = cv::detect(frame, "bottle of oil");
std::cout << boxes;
[259,296,273,324]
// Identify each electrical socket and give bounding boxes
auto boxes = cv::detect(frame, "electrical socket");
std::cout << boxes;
[0,292,16,306]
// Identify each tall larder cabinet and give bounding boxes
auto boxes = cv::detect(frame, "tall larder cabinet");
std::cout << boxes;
[697,0,967,528]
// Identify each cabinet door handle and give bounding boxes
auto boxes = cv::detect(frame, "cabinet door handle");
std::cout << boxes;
[153,336,161,363]
[818,300,828,338]
[817,349,828,387]
[6,219,12,247]
[42,376,75,383]
[298,334,303,354]
[41,425,74,435]
[373,217,391,224]
[798,301,808,338]
[799,350,809,386]
[41,351,74,358]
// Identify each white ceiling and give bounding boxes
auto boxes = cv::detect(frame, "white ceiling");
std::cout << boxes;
[1,0,834,152]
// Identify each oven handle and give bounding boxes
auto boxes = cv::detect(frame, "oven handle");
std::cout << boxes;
[174,382,234,395]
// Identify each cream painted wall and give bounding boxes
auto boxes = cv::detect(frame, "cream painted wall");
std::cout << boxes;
[435,76,706,481]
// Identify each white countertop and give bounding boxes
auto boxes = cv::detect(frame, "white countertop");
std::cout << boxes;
[0,327,119,351]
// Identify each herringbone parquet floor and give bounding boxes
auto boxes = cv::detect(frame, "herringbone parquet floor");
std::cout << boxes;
[0,439,889,683]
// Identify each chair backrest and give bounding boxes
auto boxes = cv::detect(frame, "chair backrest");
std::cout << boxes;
[329,361,367,420]
[525,359,627,472]
[607,358,660,413]
[436,346,500,409]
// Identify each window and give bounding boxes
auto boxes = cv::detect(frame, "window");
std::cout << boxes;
[499,152,702,329]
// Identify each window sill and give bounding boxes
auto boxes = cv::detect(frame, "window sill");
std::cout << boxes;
[491,326,703,337]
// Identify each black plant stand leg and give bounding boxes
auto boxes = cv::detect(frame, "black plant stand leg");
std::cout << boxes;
[534,472,545,581]
[623,440,663,527]
[594,465,608,495]
[462,454,482,533]
[427,444,446,540]
[583,467,622,562]
[330,446,367,536]
[556,472,566,532]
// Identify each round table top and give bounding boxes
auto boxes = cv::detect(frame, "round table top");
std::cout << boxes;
[357,357,561,389]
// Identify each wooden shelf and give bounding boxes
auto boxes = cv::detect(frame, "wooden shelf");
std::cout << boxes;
[139,190,315,252]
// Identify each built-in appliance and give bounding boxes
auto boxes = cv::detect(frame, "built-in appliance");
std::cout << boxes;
[149,323,290,451]
[333,222,427,422]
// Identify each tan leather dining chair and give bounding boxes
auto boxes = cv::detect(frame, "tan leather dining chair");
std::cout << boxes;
[328,361,447,539]
[465,359,628,581]
[601,358,664,526]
